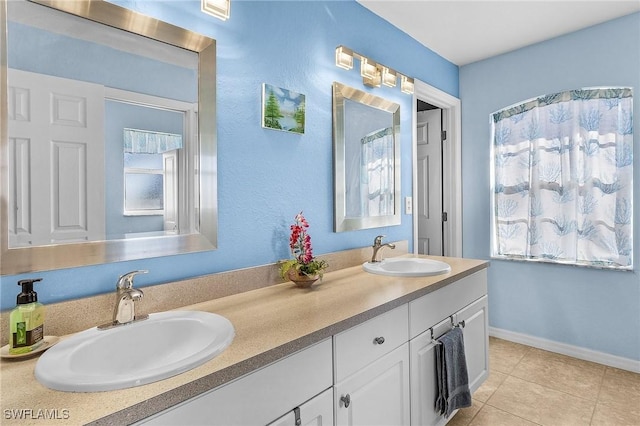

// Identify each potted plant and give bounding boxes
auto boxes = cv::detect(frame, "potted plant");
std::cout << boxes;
[279,212,328,287]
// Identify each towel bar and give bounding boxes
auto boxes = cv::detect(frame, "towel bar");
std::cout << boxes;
[431,318,466,345]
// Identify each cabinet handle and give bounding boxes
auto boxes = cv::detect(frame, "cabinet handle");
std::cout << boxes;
[340,394,351,408]
[373,336,385,345]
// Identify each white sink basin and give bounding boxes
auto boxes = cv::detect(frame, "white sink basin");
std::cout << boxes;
[35,311,235,392]
[363,257,451,277]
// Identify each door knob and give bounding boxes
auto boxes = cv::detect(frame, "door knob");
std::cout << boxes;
[340,394,351,408]
[373,336,385,345]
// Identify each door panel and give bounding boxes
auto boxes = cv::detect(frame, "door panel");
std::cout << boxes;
[8,69,105,246]
[416,109,443,255]
[335,344,410,426]
[456,295,489,393]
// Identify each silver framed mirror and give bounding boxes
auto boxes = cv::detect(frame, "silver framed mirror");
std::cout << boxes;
[0,0,218,274]
[332,82,401,232]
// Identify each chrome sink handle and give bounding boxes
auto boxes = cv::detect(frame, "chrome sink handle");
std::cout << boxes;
[116,270,148,290]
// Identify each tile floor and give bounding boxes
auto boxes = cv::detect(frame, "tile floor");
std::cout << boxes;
[448,337,640,426]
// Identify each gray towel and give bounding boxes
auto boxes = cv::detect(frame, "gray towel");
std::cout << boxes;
[434,326,472,417]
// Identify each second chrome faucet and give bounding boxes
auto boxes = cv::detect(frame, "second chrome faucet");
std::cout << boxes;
[371,235,396,263]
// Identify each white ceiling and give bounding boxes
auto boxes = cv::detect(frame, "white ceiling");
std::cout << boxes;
[357,0,640,66]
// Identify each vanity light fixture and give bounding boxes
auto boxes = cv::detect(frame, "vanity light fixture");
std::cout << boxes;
[201,0,230,21]
[360,57,378,80]
[335,45,354,70]
[334,45,413,95]
[400,75,415,94]
[363,66,382,88]
[381,67,397,88]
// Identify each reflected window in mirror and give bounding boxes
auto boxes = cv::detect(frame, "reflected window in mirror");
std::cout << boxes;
[332,82,401,232]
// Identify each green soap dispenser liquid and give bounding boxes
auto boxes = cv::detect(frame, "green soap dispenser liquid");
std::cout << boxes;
[9,278,45,355]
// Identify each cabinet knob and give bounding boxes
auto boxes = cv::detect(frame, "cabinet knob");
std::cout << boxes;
[373,336,385,345]
[340,394,351,408]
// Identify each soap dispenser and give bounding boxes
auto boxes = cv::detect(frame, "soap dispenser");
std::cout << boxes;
[9,278,45,355]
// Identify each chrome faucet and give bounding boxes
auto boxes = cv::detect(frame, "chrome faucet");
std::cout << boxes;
[371,235,396,263]
[99,270,148,329]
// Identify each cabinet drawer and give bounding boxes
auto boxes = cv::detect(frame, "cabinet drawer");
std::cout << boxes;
[409,270,487,339]
[334,304,409,382]
[139,339,333,426]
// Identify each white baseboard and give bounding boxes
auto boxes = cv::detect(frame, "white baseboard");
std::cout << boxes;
[489,327,640,374]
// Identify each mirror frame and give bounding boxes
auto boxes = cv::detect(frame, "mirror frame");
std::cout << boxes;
[332,82,401,232]
[0,0,218,275]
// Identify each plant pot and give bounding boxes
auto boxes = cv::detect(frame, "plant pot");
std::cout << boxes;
[287,269,320,288]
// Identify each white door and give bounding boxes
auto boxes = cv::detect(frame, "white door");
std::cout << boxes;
[456,295,489,394]
[8,69,105,246]
[335,344,410,426]
[416,109,443,255]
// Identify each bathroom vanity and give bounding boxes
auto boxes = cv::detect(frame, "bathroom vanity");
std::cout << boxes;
[0,256,488,425]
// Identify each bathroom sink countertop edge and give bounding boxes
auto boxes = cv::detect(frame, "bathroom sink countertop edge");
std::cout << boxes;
[0,255,488,425]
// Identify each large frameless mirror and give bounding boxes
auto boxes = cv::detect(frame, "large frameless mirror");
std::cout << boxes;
[332,82,401,232]
[0,0,218,274]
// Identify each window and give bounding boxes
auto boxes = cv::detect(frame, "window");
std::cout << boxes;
[491,88,633,269]
[123,128,182,216]
[124,152,165,215]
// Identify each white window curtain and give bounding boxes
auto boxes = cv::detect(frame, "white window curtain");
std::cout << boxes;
[491,87,633,269]
[361,127,394,217]
[123,128,183,154]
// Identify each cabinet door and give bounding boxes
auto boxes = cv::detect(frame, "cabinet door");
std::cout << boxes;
[456,295,489,393]
[409,318,451,426]
[269,388,334,426]
[335,343,410,426]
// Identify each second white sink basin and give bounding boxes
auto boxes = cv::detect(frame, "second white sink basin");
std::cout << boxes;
[363,257,451,277]
[35,310,234,392]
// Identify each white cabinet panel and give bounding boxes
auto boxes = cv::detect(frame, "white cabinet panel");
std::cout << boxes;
[409,270,487,339]
[456,295,489,394]
[335,343,410,426]
[334,304,408,383]
[140,339,332,426]
[409,319,451,426]
[410,295,489,425]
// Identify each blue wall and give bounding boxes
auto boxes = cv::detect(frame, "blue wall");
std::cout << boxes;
[1,1,458,309]
[460,13,640,361]
[8,22,197,102]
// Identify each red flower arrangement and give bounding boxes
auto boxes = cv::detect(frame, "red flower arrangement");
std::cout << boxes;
[279,212,328,280]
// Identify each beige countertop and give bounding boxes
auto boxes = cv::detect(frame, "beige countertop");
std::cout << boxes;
[0,255,488,425]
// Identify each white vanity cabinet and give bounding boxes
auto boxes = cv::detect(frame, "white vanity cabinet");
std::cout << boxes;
[137,268,488,426]
[408,270,489,426]
[333,305,411,426]
[139,339,333,426]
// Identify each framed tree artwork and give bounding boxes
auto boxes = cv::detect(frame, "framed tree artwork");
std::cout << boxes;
[261,83,305,134]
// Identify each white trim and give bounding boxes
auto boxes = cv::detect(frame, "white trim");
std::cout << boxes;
[412,81,462,257]
[489,326,640,373]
